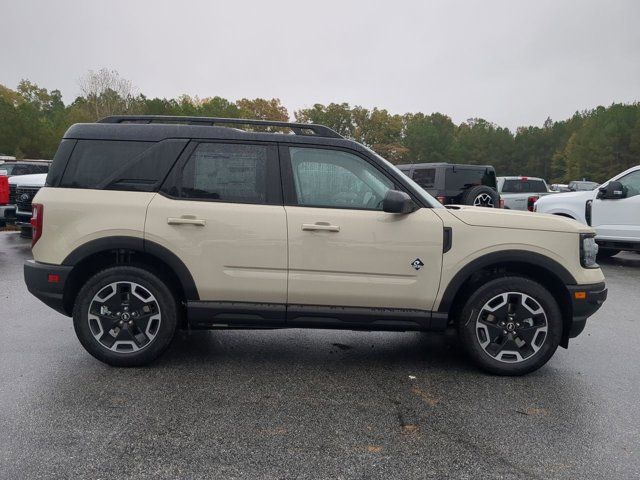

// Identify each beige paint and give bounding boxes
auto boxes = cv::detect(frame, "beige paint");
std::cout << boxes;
[32,188,153,264]
[144,194,288,303]
[32,189,605,312]
[285,206,444,310]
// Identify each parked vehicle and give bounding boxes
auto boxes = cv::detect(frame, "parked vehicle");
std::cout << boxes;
[25,116,607,375]
[12,174,47,237]
[497,176,555,211]
[535,165,640,258]
[0,160,50,177]
[396,163,500,207]
[2,174,47,231]
[0,161,50,230]
[568,180,599,191]
[550,184,571,192]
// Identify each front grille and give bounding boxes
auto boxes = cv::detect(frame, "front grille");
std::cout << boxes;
[15,186,40,212]
[9,184,16,205]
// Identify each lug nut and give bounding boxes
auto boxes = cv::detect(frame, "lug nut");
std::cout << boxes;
[119,320,124,326]
[128,320,133,326]
[503,330,508,335]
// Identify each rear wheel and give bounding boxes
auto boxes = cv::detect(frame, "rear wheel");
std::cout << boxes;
[458,276,562,375]
[73,266,178,367]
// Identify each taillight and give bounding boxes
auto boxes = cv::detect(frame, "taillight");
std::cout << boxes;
[0,176,8,205]
[436,195,446,205]
[499,198,505,208]
[31,203,43,247]
[527,196,539,212]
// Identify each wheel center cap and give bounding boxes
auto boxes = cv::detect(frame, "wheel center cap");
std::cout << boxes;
[121,312,131,321]
[506,322,516,332]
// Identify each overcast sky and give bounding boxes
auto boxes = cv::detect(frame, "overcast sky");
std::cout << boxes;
[1,0,638,129]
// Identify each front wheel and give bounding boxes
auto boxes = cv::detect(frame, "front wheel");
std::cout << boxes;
[73,266,179,367]
[458,276,562,375]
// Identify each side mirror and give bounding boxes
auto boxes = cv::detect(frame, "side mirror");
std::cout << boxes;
[382,190,414,214]
[597,181,625,200]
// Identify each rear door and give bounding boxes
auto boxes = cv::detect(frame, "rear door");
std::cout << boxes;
[281,145,444,322]
[145,141,288,313]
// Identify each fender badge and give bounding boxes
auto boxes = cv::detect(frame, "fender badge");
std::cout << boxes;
[411,258,424,270]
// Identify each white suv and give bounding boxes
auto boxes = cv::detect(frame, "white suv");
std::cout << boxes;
[24,116,607,375]
[535,165,640,258]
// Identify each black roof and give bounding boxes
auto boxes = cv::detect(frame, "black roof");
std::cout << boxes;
[63,116,355,150]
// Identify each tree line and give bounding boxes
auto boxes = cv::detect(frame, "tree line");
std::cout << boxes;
[1,69,639,183]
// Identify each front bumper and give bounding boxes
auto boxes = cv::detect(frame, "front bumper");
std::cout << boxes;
[0,205,16,226]
[566,282,607,338]
[15,209,32,228]
[24,260,73,316]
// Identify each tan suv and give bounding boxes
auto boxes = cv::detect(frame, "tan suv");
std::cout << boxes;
[24,116,607,375]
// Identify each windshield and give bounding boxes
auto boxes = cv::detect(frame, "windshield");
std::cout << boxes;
[0,164,15,175]
[363,147,444,208]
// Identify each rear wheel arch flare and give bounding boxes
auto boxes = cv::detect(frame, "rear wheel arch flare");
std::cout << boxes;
[62,236,199,315]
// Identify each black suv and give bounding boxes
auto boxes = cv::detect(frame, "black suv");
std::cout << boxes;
[397,162,500,207]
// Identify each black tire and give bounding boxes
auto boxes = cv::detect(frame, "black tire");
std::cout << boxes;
[458,276,562,376]
[73,266,179,367]
[19,227,32,238]
[462,185,499,208]
[597,248,620,260]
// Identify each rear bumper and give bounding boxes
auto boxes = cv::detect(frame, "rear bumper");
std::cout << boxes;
[566,282,607,338]
[24,260,72,316]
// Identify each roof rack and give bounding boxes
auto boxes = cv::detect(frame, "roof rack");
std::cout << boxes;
[97,115,344,139]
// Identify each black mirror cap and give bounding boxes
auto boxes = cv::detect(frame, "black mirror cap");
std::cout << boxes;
[383,190,414,214]
[601,181,625,199]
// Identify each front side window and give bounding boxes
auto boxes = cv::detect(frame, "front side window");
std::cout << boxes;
[289,147,393,210]
[181,143,270,204]
[618,170,640,198]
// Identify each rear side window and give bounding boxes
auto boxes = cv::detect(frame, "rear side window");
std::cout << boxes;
[446,168,496,191]
[502,179,546,193]
[412,168,436,189]
[179,143,276,204]
[60,140,153,189]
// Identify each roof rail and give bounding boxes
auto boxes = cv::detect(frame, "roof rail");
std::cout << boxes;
[97,115,344,139]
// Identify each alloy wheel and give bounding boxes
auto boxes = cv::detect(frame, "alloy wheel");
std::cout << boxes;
[473,193,494,207]
[475,292,548,363]
[87,281,162,353]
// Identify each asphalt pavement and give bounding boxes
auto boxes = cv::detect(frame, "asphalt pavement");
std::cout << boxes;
[0,231,639,479]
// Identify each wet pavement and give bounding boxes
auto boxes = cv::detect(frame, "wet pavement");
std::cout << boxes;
[0,231,638,479]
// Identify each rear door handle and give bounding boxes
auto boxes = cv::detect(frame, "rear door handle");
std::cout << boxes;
[167,216,206,226]
[302,222,340,232]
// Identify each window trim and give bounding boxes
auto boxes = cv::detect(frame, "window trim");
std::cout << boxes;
[160,139,283,206]
[278,144,423,211]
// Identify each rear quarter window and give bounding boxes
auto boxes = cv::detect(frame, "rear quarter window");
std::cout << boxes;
[57,139,186,191]
[60,140,153,189]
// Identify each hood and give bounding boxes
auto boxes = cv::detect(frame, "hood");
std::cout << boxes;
[8,173,47,186]
[536,189,593,205]
[444,205,592,234]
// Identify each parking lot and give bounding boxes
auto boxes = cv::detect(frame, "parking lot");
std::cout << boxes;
[0,231,638,479]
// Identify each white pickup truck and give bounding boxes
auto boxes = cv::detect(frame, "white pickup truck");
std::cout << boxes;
[535,165,640,258]
[497,176,555,211]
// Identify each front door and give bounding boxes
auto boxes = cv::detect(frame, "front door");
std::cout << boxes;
[592,169,640,241]
[282,146,444,320]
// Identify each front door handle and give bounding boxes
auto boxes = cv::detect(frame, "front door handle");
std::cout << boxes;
[167,216,206,226]
[302,222,340,232]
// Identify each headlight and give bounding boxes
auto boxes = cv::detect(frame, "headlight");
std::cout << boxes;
[580,234,599,268]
